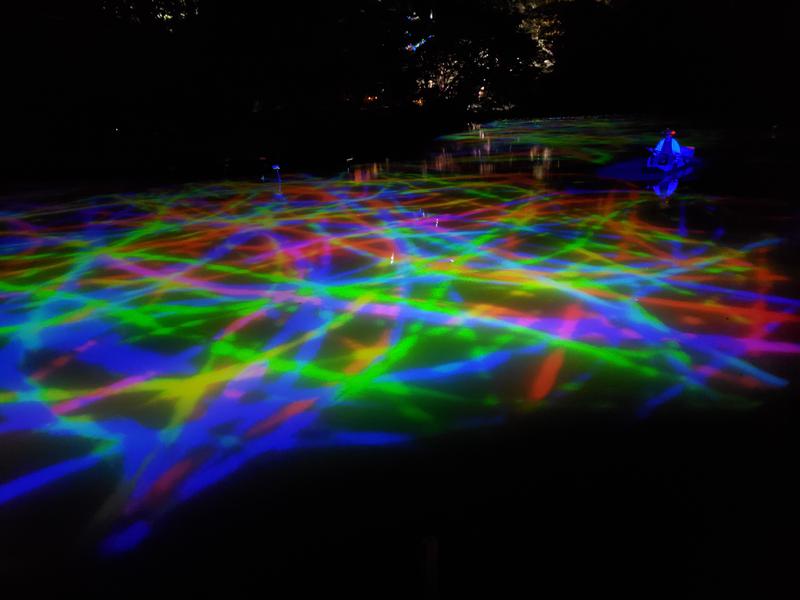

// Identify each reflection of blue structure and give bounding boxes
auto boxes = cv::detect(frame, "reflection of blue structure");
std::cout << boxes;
[653,175,680,199]
[652,166,693,200]
[647,130,695,172]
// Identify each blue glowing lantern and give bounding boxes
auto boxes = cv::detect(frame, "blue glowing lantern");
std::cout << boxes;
[647,129,695,173]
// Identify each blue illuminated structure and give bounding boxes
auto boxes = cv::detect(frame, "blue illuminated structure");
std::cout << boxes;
[647,129,695,172]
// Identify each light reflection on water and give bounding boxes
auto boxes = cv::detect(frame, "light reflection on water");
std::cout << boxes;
[0,118,797,553]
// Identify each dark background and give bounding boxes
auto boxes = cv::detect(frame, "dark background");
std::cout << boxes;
[1,1,796,181]
[3,408,796,597]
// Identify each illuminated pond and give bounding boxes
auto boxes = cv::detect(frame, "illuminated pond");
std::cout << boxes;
[1,118,797,555]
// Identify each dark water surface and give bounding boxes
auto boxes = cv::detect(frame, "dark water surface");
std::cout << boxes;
[1,118,797,597]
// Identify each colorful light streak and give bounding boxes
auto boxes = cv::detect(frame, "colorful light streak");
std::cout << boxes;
[0,119,797,552]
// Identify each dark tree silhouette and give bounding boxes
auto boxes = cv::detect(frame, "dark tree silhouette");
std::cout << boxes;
[0,0,793,180]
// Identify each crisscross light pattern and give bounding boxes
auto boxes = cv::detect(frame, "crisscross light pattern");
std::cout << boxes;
[1,119,797,552]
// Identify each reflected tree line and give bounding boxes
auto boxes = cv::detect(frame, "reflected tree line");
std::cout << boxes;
[2,0,792,178]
